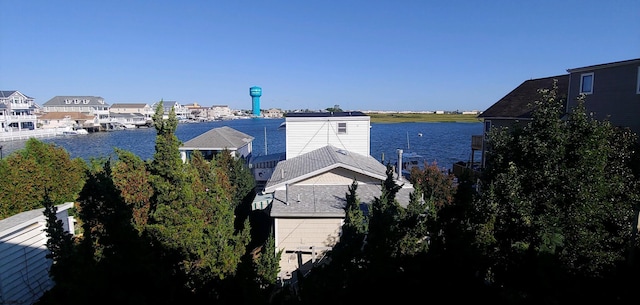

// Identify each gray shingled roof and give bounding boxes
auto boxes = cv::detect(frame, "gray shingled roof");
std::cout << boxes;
[478,75,569,120]
[180,126,254,151]
[0,90,34,99]
[269,183,414,217]
[264,145,388,192]
[0,203,73,236]
[0,91,17,98]
[110,103,150,108]
[42,96,108,106]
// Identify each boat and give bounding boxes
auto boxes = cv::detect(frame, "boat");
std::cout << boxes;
[395,132,426,179]
[62,129,89,136]
[278,121,286,130]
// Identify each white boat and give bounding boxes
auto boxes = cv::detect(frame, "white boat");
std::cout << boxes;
[62,129,89,136]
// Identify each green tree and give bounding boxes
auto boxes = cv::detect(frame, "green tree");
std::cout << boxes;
[366,164,404,260]
[0,138,86,219]
[145,101,251,301]
[470,82,640,303]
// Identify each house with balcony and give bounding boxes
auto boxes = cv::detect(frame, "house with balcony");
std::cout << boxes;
[253,111,415,284]
[42,96,110,129]
[0,90,40,132]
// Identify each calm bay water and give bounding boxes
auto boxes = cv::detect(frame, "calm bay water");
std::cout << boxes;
[3,119,483,170]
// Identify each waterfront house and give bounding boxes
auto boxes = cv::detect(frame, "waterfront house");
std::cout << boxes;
[475,74,570,168]
[473,58,640,171]
[0,202,74,305]
[38,112,97,130]
[42,96,110,129]
[109,103,154,123]
[179,126,254,163]
[566,58,640,137]
[285,111,371,158]
[0,90,40,132]
[254,111,415,283]
[151,100,189,120]
[183,102,210,121]
[262,108,284,118]
[208,105,233,120]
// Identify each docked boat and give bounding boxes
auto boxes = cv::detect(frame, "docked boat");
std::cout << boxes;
[62,128,89,136]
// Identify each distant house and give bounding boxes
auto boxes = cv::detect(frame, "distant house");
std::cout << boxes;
[109,103,154,122]
[38,112,97,130]
[179,126,254,163]
[208,105,233,120]
[262,108,284,118]
[566,58,640,136]
[0,90,40,132]
[0,202,74,305]
[151,100,189,120]
[42,96,110,127]
[254,111,415,284]
[183,102,209,121]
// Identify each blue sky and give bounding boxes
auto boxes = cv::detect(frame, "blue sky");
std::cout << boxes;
[1,0,638,112]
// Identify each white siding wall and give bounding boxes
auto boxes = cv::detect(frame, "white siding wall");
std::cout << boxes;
[285,116,370,158]
[0,203,73,305]
[274,218,342,279]
[237,143,252,159]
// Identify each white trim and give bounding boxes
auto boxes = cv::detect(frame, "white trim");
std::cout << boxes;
[580,72,594,95]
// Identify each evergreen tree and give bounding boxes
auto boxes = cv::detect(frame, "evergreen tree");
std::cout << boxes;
[43,191,74,283]
[365,164,403,260]
[470,81,640,303]
[145,101,251,301]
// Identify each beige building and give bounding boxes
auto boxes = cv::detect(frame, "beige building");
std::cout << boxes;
[109,103,154,121]
[262,108,284,118]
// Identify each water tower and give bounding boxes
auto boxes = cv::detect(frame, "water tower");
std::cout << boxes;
[249,86,262,117]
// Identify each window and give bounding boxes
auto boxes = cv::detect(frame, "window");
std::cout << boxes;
[337,122,347,134]
[636,66,640,94]
[580,72,594,94]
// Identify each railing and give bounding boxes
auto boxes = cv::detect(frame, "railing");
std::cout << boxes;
[0,114,38,121]
[0,128,65,142]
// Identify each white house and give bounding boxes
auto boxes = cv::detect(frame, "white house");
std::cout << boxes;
[0,202,75,305]
[0,90,40,132]
[42,96,110,127]
[285,112,371,158]
[255,111,415,284]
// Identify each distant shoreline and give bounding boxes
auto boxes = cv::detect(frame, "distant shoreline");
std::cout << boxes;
[367,113,482,123]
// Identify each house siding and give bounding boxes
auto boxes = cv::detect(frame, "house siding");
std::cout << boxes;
[285,116,370,158]
[0,203,73,305]
[274,217,342,279]
[567,59,640,136]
